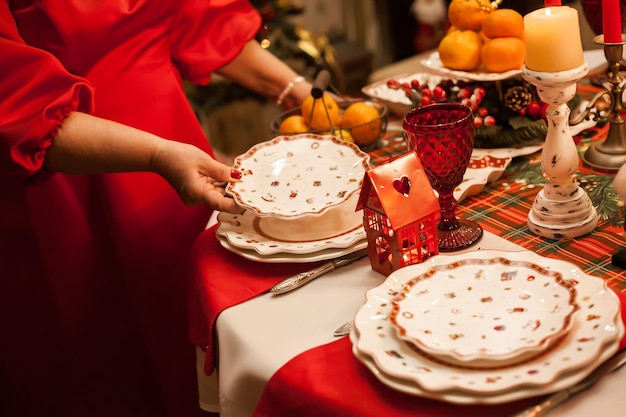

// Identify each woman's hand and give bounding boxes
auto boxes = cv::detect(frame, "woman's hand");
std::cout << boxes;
[47,112,243,213]
[150,139,243,213]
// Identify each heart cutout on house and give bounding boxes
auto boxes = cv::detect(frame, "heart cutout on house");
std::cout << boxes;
[393,175,411,197]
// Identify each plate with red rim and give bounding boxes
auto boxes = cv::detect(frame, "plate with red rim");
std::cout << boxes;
[352,250,623,396]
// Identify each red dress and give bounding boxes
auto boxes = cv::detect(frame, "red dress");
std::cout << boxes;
[0,1,260,416]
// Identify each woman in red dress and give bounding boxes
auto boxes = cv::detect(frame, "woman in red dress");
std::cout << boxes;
[0,1,310,416]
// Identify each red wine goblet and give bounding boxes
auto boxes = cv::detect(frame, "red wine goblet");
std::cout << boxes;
[403,103,483,251]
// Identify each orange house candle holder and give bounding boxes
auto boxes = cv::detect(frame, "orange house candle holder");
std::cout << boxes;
[356,152,440,276]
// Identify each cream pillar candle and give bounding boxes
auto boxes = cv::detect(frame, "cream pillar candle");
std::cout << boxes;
[524,6,585,72]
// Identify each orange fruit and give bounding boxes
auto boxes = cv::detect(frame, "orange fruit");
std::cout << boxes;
[478,30,491,43]
[438,30,483,71]
[481,37,525,73]
[339,102,381,146]
[301,93,340,131]
[447,0,492,31]
[481,8,524,39]
[332,129,355,143]
[278,115,308,134]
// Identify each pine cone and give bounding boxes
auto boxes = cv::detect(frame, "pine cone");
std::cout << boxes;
[504,86,532,112]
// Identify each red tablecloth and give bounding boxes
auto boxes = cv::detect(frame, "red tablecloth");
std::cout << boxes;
[253,305,626,417]
[188,225,326,374]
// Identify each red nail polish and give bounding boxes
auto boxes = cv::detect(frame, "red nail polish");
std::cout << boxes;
[230,169,242,180]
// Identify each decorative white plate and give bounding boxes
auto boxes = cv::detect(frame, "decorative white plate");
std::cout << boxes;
[216,198,366,255]
[456,155,512,202]
[389,256,578,368]
[226,134,370,219]
[421,51,522,82]
[350,319,621,405]
[378,133,535,204]
[361,72,445,116]
[353,250,622,395]
[216,235,368,264]
[471,145,543,160]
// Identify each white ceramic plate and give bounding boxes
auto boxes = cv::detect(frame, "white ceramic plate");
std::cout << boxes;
[350,320,621,405]
[456,154,512,202]
[216,199,366,255]
[471,145,543,160]
[377,133,528,204]
[226,134,370,219]
[216,235,368,264]
[420,51,522,82]
[361,72,445,116]
[353,250,622,395]
[389,255,578,368]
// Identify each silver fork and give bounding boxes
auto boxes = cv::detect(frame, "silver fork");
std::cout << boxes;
[333,320,354,337]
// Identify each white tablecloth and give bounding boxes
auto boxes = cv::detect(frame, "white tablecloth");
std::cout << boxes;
[195,227,626,416]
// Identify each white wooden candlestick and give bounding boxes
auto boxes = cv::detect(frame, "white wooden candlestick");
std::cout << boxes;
[522,63,598,239]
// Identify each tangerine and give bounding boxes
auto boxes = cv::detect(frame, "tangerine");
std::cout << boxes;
[447,0,492,31]
[301,93,340,131]
[339,102,381,146]
[481,37,525,73]
[481,8,524,39]
[278,115,308,134]
[438,30,483,71]
[332,129,355,143]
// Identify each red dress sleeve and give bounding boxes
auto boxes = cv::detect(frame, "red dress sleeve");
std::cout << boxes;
[0,1,94,180]
[171,0,262,84]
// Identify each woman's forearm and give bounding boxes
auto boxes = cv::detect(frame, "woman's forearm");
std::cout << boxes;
[216,40,311,108]
[45,111,163,174]
[43,111,242,211]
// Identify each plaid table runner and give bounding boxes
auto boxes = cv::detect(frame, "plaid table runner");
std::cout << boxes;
[369,81,626,293]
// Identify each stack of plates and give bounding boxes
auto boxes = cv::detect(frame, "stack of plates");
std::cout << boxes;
[219,133,370,263]
[351,250,624,404]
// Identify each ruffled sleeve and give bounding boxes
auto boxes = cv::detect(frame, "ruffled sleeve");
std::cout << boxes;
[170,0,262,85]
[0,1,94,181]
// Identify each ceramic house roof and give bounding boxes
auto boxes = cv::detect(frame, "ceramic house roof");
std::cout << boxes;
[356,152,439,229]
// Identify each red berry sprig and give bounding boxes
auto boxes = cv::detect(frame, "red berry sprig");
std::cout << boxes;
[517,100,547,121]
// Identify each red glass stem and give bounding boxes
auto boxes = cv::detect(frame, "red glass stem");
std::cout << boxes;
[436,188,461,231]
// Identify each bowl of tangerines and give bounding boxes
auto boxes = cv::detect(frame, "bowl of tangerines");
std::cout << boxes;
[438,0,524,74]
[271,85,388,150]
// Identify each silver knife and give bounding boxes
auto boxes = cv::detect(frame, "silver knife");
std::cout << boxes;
[270,248,369,295]
[513,349,626,417]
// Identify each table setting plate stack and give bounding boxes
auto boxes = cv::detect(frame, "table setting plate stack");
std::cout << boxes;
[350,250,625,404]
[219,133,370,263]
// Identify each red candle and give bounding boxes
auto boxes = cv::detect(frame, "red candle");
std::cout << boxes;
[603,0,623,42]
[544,0,562,6]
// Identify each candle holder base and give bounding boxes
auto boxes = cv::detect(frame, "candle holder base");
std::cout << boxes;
[527,184,598,239]
[582,127,626,171]
[581,35,626,172]
[523,64,599,239]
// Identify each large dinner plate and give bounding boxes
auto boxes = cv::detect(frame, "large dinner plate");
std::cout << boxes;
[216,195,366,256]
[350,321,620,405]
[216,235,367,263]
[352,250,623,397]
